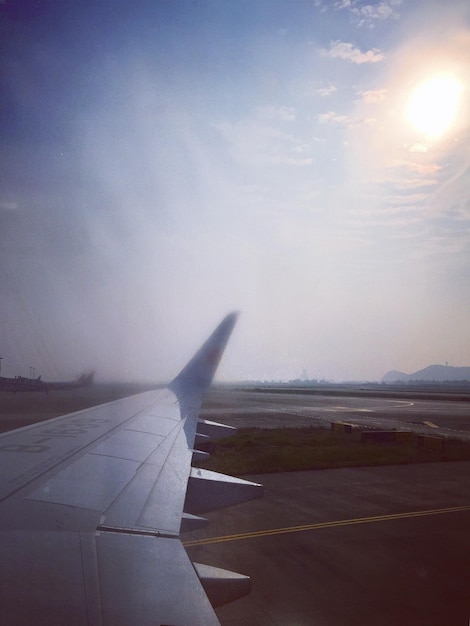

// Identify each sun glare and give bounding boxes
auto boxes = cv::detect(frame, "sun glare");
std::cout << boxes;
[405,75,463,138]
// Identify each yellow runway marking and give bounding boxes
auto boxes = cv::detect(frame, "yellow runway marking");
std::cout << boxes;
[183,505,470,547]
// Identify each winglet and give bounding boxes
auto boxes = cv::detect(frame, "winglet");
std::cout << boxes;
[169,313,238,399]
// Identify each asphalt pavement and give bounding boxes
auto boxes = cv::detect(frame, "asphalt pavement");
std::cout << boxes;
[202,387,470,441]
[185,461,470,626]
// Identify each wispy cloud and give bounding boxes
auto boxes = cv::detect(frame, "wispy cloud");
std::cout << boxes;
[333,0,401,26]
[385,192,430,206]
[391,177,438,190]
[352,1,401,26]
[313,0,328,13]
[359,88,387,103]
[312,83,338,97]
[391,160,442,175]
[318,111,348,125]
[320,41,385,64]
[317,111,376,129]
[258,105,296,122]
[216,116,312,167]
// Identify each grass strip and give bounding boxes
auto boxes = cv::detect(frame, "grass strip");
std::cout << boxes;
[194,427,470,475]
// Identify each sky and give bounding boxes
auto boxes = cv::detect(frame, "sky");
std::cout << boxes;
[1,0,470,383]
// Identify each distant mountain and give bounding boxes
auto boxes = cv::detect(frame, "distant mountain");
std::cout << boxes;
[382,364,470,383]
[382,369,409,383]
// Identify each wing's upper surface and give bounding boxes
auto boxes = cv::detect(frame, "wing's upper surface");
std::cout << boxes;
[0,313,262,625]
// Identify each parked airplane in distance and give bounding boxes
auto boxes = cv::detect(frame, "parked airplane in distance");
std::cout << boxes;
[0,313,263,624]
[46,370,95,390]
[0,371,95,393]
[0,375,46,393]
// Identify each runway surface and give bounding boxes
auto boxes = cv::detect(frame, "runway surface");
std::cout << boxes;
[189,387,470,624]
[202,387,470,441]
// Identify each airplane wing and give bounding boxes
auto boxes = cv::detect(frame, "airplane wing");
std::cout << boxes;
[0,313,262,625]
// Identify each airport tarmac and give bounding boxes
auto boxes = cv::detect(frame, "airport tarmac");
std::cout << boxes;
[185,461,470,626]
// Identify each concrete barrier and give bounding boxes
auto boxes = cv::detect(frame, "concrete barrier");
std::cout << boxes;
[331,422,355,434]
[395,431,414,444]
[360,430,414,444]
[417,434,445,451]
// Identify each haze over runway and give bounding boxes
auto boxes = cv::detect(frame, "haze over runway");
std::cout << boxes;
[1,1,470,383]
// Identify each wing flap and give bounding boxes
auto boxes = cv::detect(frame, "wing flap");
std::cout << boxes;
[197,418,237,439]
[0,531,220,626]
[0,531,90,626]
[193,562,251,608]
[185,467,263,514]
[97,533,220,626]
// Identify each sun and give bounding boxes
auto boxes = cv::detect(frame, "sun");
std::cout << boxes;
[405,75,463,138]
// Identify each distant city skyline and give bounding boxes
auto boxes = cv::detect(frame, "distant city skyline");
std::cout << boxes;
[1,1,470,383]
